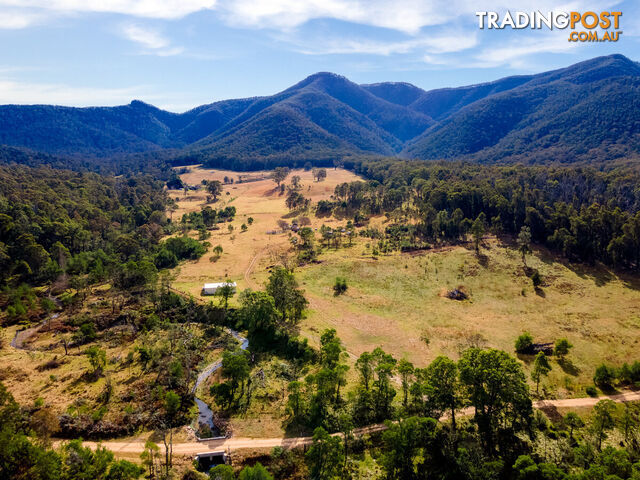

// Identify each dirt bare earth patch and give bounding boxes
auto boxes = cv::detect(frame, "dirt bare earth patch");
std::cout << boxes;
[64,391,640,457]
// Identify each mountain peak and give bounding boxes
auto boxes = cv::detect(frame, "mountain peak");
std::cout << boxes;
[0,55,638,164]
[284,72,353,94]
[129,99,157,110]
[305,72,347,81]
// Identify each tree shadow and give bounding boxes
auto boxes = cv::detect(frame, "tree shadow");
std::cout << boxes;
[569,262,615,288]
[558,358,581,377]
[534,287,546,298]
[517,353,535,365]
[72,370,102,385]
[538,404,563,424]
[618,271,640,291]
[495,233,627,289]
[315,210,332,219]
[597,384,621,395]
[282,418,313,439]
[476,253,489,268]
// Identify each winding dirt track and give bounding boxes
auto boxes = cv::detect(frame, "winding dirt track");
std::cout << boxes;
[243,248,263,290]
[65,390,640,456]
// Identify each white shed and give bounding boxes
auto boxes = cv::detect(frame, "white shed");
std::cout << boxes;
[202,282,237,295]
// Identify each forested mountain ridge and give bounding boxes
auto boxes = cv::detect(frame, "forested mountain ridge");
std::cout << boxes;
[0,54,638,168]
[403,54,640,163]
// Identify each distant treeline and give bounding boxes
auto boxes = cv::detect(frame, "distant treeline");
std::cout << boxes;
[325,159,640,269]
[0,144,174,178]
[169,151,345,171]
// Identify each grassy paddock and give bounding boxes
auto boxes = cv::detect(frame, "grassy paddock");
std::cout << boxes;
[172,166,362,299]
[297,237,640,396]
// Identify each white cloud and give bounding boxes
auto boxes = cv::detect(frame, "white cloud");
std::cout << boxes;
[0,77,146,105]
[121,23,168,49]
[0,9,44,28]
[291,31,477,56]
[0,74,208,111]
[120,23,184,56]
[0,0,616,33]
[475,33,582,69]
[0,0,217,20]
[217,0,610,35]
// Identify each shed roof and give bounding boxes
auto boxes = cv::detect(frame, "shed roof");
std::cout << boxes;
[203,282,237,289]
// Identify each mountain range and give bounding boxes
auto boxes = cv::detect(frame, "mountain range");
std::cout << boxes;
[0,54,639,167]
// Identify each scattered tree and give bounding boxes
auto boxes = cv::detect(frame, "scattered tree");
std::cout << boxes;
[205,180,223,202]
[531,352,552,394]
[471,213,486,253]
[85,346,106,376]
[517,226,532,266]
[515,332,534,353]
[554,338,573,359]
[564,412,584,438]
[271,167,290,187]
[305,427,344,480]
[312,168,327,182]
[590,399,617,450]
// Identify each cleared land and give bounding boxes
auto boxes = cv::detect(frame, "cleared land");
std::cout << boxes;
[176,166,640,399]
[169,166,361,299]
[296,239,640,395]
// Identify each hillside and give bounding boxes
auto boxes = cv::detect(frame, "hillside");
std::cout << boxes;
[0,54,638,166]
[404,54,640,163]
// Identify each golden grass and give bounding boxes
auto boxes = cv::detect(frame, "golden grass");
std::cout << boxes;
[1,320,143,414]
[171,166,362,299]
[296,238,640,396]
[174,165,640,398]
[0,297,221,423]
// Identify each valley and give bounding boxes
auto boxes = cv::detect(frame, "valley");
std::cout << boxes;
[1,54,640,480]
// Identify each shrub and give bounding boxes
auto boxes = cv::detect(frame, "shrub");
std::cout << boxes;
[515,332,534,353]
[586,386,598,397]
[154,248,178,269]
[333,277,348,296]
[73,321,97,344]
[164,236,206,260]
[554,338,573,358]
[594,363,616,389]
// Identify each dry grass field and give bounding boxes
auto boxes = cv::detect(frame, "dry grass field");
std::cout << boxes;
[2,316,148,413]
[296,240,640,396]
[169,166,362,298]
[175,166,640,399]
[0,296,223,428]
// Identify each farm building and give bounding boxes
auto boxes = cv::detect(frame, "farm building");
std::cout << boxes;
[202,282,237,295]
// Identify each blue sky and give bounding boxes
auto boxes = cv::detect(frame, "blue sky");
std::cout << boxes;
[0,0,638,111]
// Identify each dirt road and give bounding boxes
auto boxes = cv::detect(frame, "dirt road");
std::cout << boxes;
[67,391,640,456]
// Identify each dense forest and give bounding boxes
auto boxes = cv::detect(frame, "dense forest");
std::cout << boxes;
[305,160,640,270]
[0,55,638,167]
[0,165,229,324]
[0,165,170,288]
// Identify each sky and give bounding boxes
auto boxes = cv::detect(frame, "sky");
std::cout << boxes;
[0,0,638,112]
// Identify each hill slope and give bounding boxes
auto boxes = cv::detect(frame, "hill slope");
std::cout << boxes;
[0,54,638,166]
[403,54,640,163]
